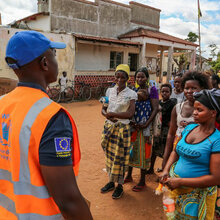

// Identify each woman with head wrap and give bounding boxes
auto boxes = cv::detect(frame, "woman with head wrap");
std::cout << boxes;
[162,71,210,169]
[100,64,137,199]
[160,89,220,219]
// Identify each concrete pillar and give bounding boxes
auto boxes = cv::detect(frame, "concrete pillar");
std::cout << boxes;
[159,47,164,83]
[189,49,196,70]
[167,46,173,82]
[123,49,129,64]
[71,37,76,80]
[139,42,146,67]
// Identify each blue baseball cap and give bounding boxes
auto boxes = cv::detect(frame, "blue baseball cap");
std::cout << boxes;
[5,30,66,69]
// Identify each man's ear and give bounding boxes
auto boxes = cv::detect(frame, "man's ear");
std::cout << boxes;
[40,57,48,71]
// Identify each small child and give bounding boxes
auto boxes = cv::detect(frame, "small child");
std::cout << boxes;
[147,83,176,174]
[137,88,149,101]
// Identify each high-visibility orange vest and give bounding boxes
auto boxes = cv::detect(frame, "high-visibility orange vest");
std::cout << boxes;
[0,86,81,219]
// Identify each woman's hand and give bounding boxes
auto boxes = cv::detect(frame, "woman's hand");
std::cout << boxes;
[159,170,169,184]
[132,124,140,130]
[105,112,117,123]
[102,110,117,122]
[137,124,147,129]
[164,177,182,190]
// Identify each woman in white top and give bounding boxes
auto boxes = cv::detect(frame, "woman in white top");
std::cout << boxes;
[162,71,210,169]
[100,64,137,199]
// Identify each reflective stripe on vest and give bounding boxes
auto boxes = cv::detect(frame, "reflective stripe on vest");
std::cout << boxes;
[0,194,61,220]
[0,96,63,219]
[17,97,51,198]
[0,193,17,217]
[0,97,52,198]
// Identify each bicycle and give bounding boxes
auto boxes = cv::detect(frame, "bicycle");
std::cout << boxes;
[47,84,61,102]
[94,78,115,98]
[64,80,91,102]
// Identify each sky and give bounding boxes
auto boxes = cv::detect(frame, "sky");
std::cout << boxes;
[1,0,220,58]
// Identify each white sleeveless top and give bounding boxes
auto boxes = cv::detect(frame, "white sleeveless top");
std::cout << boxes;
[176,102,194,136]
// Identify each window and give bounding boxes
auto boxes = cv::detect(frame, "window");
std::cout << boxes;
[110,51,123,69]
[128,53,138,71]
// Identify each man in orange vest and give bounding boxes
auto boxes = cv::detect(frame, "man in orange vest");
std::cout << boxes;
[0,31,92,219]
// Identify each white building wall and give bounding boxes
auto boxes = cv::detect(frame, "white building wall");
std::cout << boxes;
[145,44,158,57]
[75,43,139,71]
[26,16,50,32]
[0,27,75,80]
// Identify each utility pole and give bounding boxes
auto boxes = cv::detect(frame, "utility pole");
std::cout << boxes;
[198,0,202,71]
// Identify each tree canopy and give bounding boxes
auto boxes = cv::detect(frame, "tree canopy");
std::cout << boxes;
[208,44,220,73]
[186,32,199,43]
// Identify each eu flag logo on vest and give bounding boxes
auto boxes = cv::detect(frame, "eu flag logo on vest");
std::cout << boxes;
[54,137,71,152]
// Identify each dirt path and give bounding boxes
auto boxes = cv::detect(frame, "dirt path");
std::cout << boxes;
[62,100,166,220]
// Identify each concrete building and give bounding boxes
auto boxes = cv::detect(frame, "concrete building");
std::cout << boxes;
[1,0,197,86]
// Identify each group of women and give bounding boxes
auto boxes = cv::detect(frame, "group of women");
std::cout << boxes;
[100,64,220,219]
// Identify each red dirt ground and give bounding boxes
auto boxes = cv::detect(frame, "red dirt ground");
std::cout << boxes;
[62,100,166,220]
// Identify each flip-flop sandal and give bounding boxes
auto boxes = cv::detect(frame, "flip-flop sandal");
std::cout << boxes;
[132,185,146,192]
[124,178,133,183]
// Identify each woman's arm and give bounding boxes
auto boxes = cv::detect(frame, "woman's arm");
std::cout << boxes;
[162,106,178,169]
[159,150,179,183]
[165,153,220,190]
[107,99,135,119]
[101,105,118,123]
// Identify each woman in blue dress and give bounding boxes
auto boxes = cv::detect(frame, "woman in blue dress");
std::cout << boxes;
[160,89,220,219]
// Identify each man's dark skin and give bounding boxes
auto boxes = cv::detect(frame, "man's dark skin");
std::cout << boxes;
[7,49,92,220]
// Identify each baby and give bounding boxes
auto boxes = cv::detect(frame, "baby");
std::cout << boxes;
[137,88,149,101]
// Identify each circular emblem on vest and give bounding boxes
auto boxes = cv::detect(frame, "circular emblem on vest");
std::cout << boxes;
[59,138,69,150]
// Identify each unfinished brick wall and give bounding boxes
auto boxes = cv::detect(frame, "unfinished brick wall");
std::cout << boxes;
[74,75,135,87]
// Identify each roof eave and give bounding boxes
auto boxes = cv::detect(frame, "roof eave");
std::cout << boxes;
[72,33,142,47]
[13,12,50,24]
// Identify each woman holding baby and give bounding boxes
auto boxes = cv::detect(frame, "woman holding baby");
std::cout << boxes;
[125,67,159,191]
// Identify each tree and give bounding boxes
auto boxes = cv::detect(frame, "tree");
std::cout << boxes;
[208,44,220,73]
[209,44,218,59]
[186,32,199,43]
[173,54,189,72]
[209,52,220,73]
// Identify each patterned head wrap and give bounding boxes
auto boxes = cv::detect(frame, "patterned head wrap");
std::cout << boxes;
[193,89,220,115]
